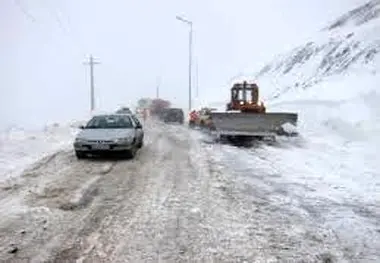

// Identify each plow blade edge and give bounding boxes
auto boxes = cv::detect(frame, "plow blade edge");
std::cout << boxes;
[210,112,298,136]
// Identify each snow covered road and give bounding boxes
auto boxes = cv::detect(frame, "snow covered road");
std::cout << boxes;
[0,121,379,262]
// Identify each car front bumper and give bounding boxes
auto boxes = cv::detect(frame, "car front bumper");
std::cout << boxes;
[73,142,134,152]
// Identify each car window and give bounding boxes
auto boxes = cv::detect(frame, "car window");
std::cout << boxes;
[168,109,183,115]
[85,115,133,129]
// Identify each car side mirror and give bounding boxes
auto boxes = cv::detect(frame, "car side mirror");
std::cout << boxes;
[79,125,85,129]
[136,124,142,129]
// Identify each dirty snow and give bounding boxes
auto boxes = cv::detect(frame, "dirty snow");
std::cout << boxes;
[0,1,379,262]
[2,121,376,262]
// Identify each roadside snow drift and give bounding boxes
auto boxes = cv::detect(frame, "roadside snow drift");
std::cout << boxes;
[0,124,77,182]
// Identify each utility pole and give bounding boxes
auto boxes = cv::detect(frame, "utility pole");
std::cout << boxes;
[195,59,198,97]
[156,77,160,98]
[176,16,193,111]
[83,55,100,112]
[189,24,193,110]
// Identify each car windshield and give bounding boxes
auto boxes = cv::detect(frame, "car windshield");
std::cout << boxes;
[85,115,133,129]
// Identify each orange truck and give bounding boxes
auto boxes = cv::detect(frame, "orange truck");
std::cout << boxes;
[188,110,198,128]
[188,107,217,129]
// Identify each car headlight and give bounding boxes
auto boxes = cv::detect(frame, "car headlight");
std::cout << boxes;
[115,137,132,144]
[75,137,87,143]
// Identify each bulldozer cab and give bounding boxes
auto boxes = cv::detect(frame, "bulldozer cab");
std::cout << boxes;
[231,82,259,104]
[227,81,265,113]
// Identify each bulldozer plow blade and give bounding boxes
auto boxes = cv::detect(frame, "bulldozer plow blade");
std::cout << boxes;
[210,112,298,137]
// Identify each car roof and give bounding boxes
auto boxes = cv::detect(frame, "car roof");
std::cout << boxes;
[92,113,134,117]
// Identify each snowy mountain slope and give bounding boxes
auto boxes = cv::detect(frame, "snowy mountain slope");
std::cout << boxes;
[325,0,380,31]
[248,0,380,143]
[255,0,380,102]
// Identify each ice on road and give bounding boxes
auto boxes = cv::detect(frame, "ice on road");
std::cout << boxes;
[0,121,379,262]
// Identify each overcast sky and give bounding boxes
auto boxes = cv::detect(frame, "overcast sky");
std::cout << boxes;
[0,0,365,129]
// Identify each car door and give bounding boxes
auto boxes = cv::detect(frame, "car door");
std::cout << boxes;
[131,115,143,142]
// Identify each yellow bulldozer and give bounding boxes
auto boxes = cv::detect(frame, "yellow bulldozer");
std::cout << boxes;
[210,81,298,142]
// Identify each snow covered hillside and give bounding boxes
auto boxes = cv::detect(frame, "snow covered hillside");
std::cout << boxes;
[242,0,380,138]
[249,0,380,194]
[256,0,380,103]
[0,124,77,183]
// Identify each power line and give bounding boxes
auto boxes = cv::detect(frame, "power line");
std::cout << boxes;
[13,0,86,55]
[13,0,58,48]
[43,1,87,54]
[13,0,36,22]
[13,0,96,114]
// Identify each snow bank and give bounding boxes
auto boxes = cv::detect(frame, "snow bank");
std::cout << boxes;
[264,73,380,203]
[263,135,379,203]
[208,72,380,202]
[206,0,380,207]
[0,124,78,182]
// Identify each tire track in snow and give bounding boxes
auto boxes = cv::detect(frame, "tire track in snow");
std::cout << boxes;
[51,124,162,262]
[72,124,199,262]
[61,122,251,262]
[2,121,377,262]
[0,149,118,262]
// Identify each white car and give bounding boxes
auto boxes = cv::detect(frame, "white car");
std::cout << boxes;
[73,114,144,159]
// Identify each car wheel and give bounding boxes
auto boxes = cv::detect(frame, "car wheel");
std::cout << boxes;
[75,151,86,159]
[137,140,143,148]
[125,146,137,159]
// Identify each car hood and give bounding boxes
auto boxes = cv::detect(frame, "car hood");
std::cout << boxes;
[77,129,135,141]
